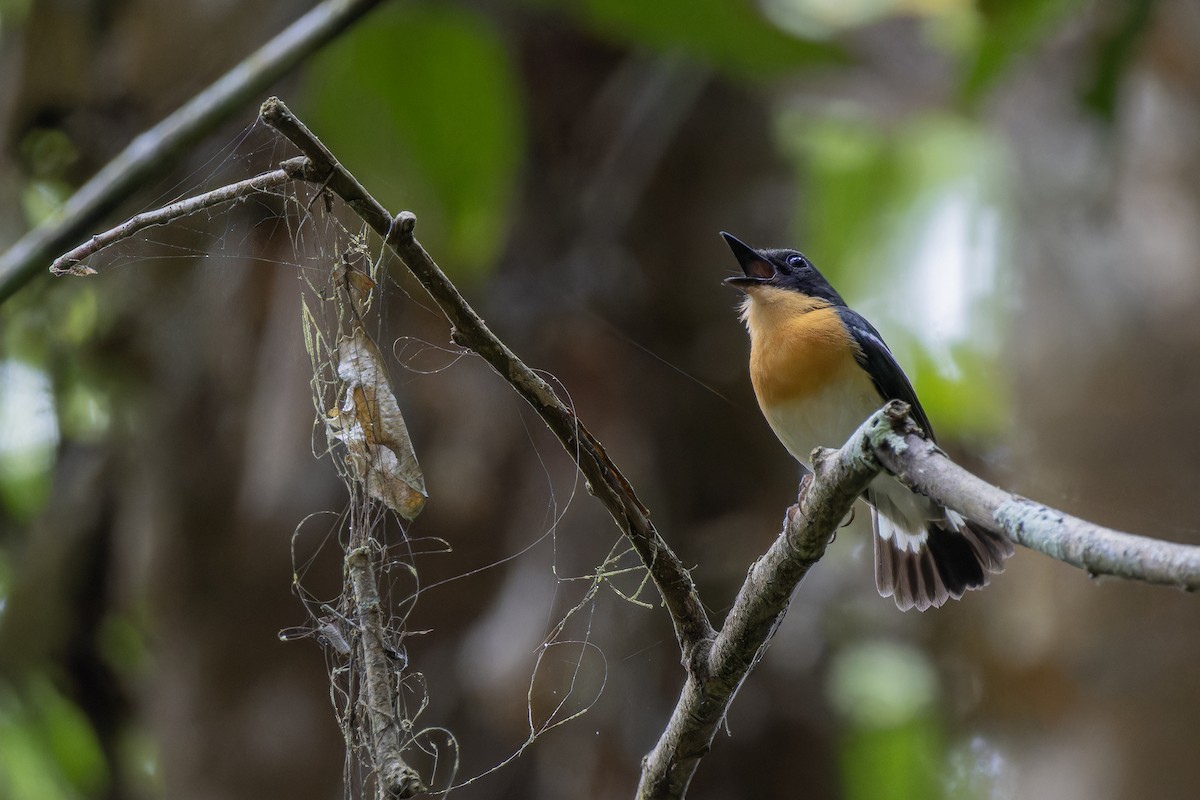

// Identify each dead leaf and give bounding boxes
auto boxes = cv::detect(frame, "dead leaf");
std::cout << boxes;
[331,255,376,317]
[327,328,427,519]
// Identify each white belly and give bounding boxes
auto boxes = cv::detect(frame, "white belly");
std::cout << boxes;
[763,384,942,548]
[761,380,880,468]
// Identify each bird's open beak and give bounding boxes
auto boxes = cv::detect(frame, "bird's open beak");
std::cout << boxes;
[720,232,773,287]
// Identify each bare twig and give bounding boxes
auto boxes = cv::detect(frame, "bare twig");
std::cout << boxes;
[872,411,1200,590]
[347,543,428,799]
[49,158,310,275]
[1,0,387,302]
[258,96,717,661]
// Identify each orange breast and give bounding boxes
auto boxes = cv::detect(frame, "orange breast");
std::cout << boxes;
[742,287,864,409]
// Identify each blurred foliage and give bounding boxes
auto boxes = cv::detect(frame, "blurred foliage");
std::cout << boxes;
[960,0,1084,104]
[548,0,843,76]
[0,547,9,612]
[17,128,78,228]
[19,180,71,229]
[0,288,53,520]
[0,359,56,520]
[18,128,77,181]
[96,612,152,680]
[0,280,112,520]
[0,677,108,800]
[47,287,112,444]
[761,0,980,45]
[780,110,1010,436]
[0,0,32,24]
[1081,0,1155,120]
[303,3,524,281]
[300,0,838,284]
[0,0,1162,798]
[829,641,945,800]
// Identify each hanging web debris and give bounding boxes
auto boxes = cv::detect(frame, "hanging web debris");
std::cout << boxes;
[327,327,427,520]
[47,108,650,795]
[296,225,449,798]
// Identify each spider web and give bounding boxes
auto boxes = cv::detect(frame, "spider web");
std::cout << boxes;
[66,119,661,797]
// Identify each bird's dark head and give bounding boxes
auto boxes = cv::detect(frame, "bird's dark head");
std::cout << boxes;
[721,232,846,308]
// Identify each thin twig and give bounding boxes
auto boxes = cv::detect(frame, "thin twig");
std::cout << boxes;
[1,0,387,302]
[49,158,310,275]
[347,543,428,799]
[259,96,718,661]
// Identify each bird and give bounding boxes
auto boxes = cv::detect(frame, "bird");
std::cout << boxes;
[722,232,1012,611]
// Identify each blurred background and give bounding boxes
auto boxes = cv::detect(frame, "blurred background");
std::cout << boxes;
[2,0,1200,798]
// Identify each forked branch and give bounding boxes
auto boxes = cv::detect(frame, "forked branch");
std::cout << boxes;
[254,100,1200,799]
[257,97,717,660]
[636,401,1200,798]
[50,97,1200,800]
[50,159,309,275]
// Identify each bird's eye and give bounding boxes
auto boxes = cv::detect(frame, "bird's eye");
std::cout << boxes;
[786,254,806,269]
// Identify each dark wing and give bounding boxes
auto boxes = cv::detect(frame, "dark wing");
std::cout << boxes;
[835,307,937,442]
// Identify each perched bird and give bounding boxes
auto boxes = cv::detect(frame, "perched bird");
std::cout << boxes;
[722,232,1012,611]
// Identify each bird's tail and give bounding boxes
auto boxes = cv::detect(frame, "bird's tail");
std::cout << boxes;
[870,493,1013,612]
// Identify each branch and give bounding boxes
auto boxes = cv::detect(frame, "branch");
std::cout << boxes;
[872,412,1200,590]
[638,399,1200,798]
[53,97,1200,800]
[636,403,902,799]
[257,98,717,659]
[347,544,428,799]
[48,158,310,275]
[1,0,387,302]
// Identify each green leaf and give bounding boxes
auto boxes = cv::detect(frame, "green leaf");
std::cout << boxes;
[0,678,108,800]
[303,5,524,279]
[32,679,108,794]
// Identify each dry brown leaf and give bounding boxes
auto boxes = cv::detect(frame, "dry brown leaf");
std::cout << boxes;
[330,260,376,317]
[327,328,427,519]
